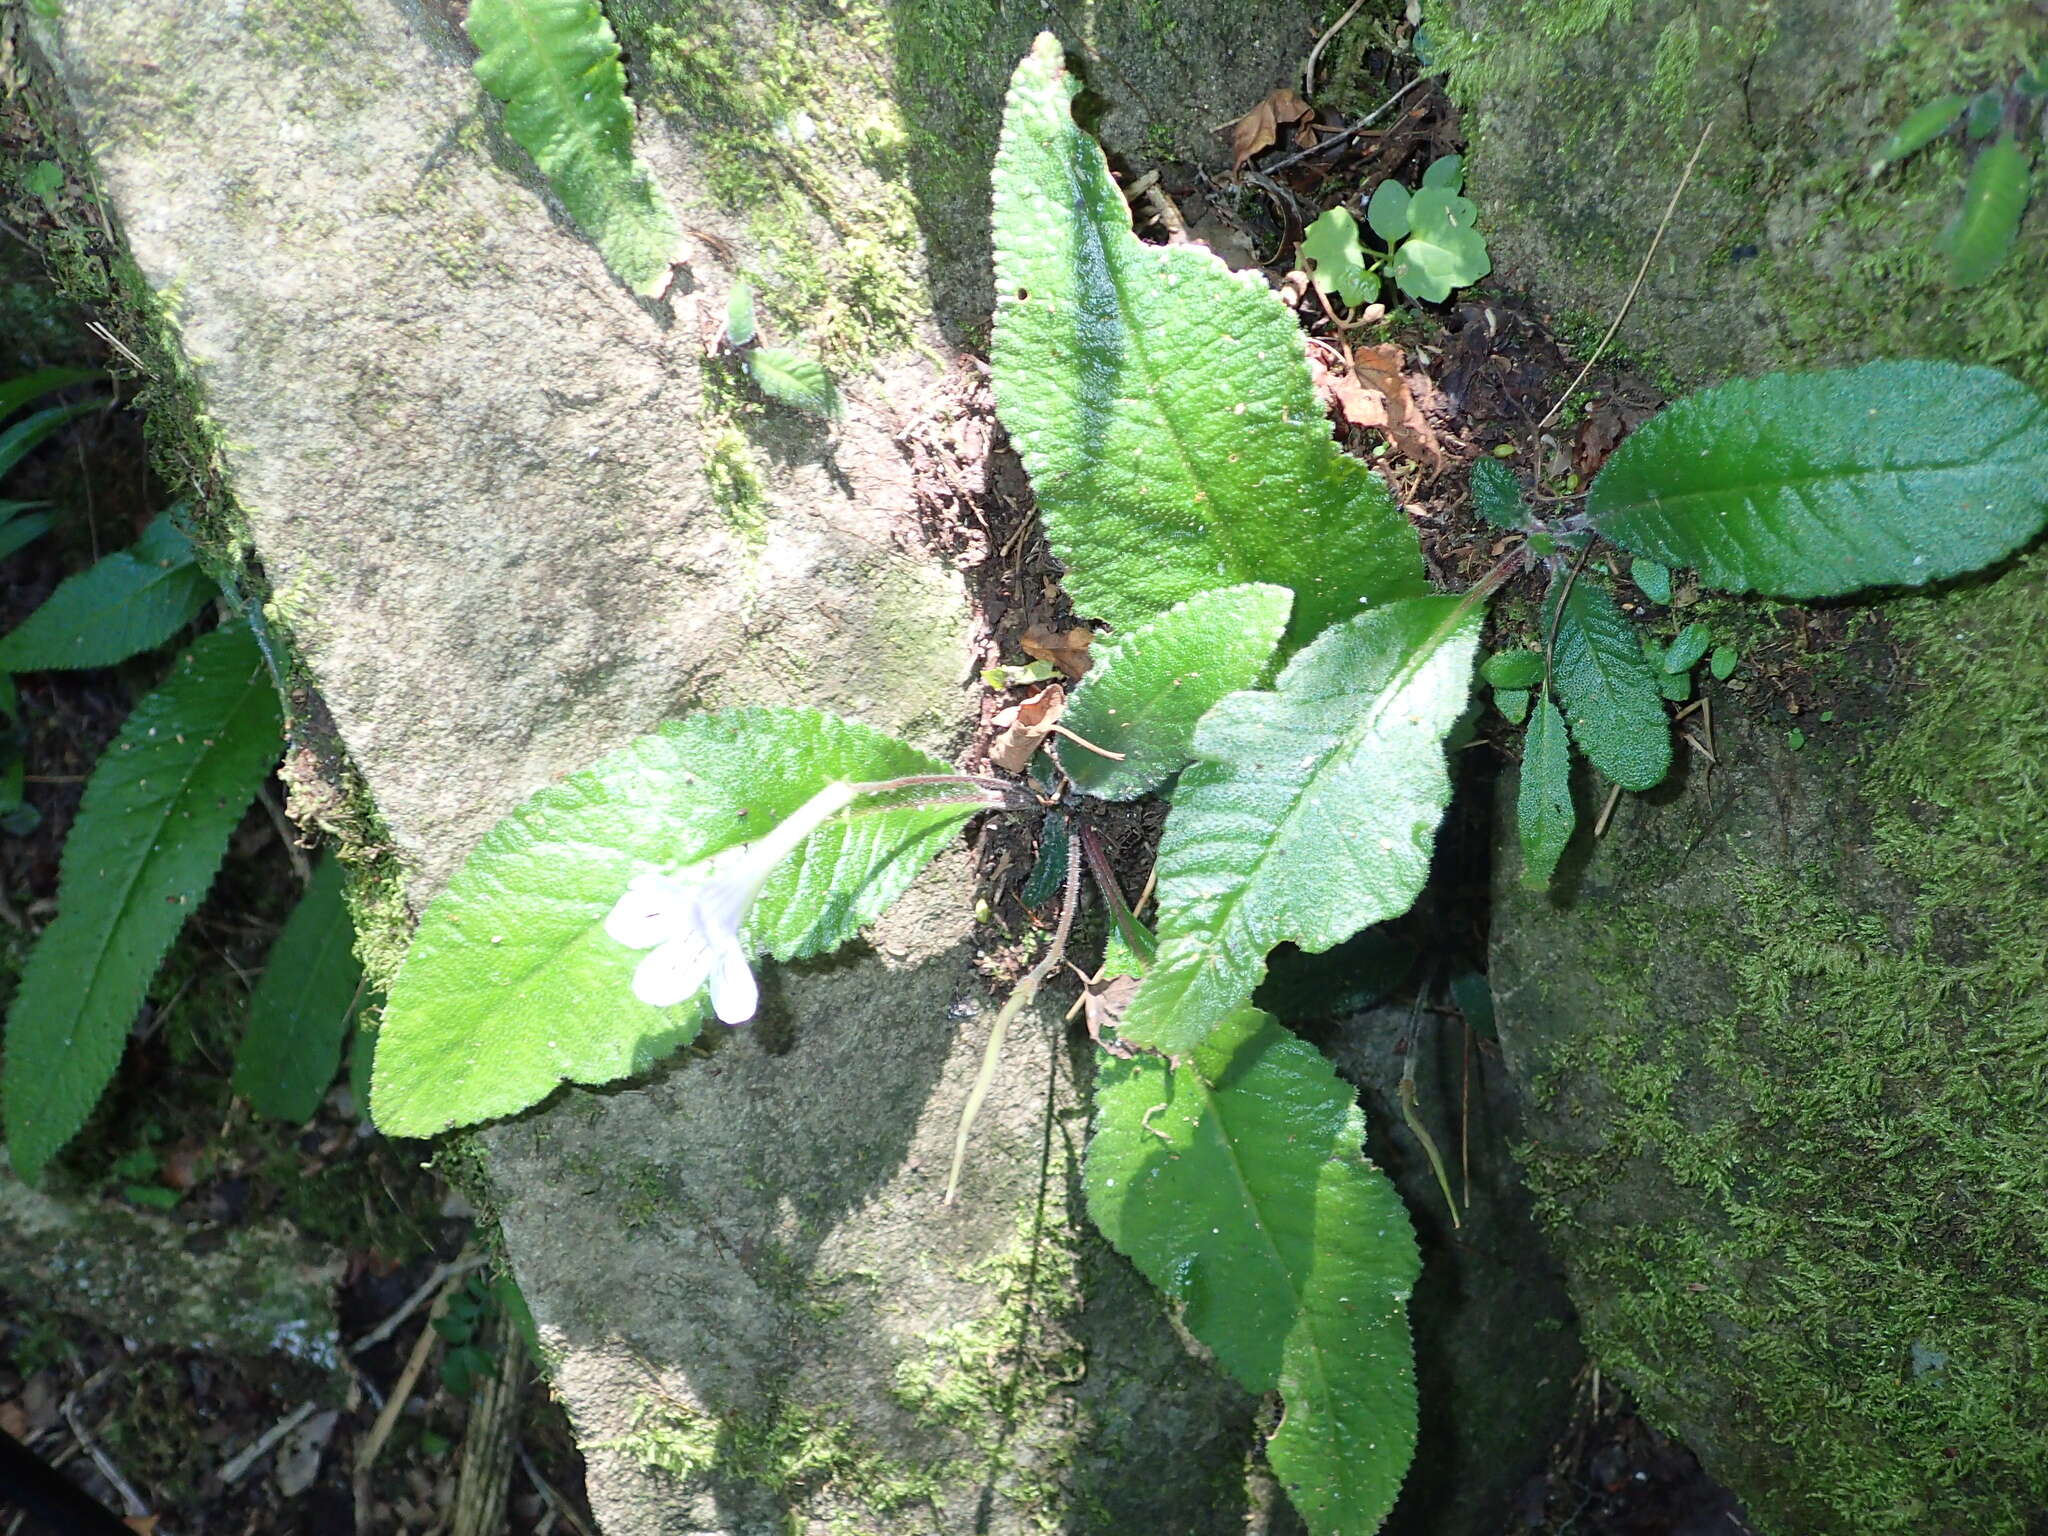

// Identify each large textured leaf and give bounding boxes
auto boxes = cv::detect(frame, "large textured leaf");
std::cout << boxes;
[2,626,282,1179]
[0,511,214,671]
[1548,575,1670,791]
[989,35,1424,643]
[1587,362,2048,598]
[1517,694,1575,888]
[1121,596,1479,1053]
[1087,1008,1420,1534]
[1939,136,2031,288]
[233,857,369,1123]
[373,708,968,1137]
[1057,584,1291,799]
[467,0,684,297]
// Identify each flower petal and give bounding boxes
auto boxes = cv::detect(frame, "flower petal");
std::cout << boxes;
[706,938,759,1025]
[605,872,692,950]
[633,932,717,1009]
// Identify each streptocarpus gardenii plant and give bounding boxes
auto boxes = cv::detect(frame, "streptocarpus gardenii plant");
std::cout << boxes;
[368,31,2048,1536]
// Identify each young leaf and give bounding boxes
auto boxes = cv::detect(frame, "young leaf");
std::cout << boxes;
[1939,136,2031,288]
[1493,686,1531,724]
[725,281,758,347]
[1057,584,1292,800]
[1468,455,1532,531]
[2,625,282,1179]
[1387,188,1490,303]
[466,0,684,297]
[372,708,969,1137]
[1662,621,1712,674]
[1420,153,1464,192]
[1867,94,1965,174]
[0,401,101,483]
[1709,643,1738,681]
[1480,648,1544,690]
[1120,596,1479,1053]
[1087,1008,1421,1536]
[1020,811,1069,907]
[1631,557,1672,604]
[1587,361,2048,598]
[1549,574,1671,791]
[233,857,369,1123]
[1517,695,1574,888]
[990,35,1425,643]
[0,510,215,671]
[746,348,842,419]
[1366,178,1411,243]
[1964,90,2004,141]
[1300,208,1379,306]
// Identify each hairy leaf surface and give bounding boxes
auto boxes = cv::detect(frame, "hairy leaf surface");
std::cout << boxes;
[1121,596,1478,1052]
[1548,575,1670,791]
[234,858,369,1123]
[374,709,967,1137]
[467,0,683,296]
[1058,584,1291,799]
[1939,136,2031,288]
[0,511,214,671]
[2,626,282,1178]
[990,35,1424,642]
[747,348,841,419]
[1088,1007,1420,1534]
[1468,456,1531,531]
[1517,695,1574,888]
[1587,362,2048,598]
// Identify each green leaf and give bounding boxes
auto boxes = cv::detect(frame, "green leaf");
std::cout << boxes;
[1057,584,1292,799]
[1120,596,1479,1053]
[1658,669,1693,703]
[0,401,100,483]
[2,625,283,1179]
[0,510,215,671]
[1480,648,1544,690]
[1366,178,1411,243]
[1587,362,2048,598]
[1631,557,1672,604]
[466,0,684,296]
[1709,643,1738,681]
[373,708,968,1137]
[233,858,369,1123]
[1662,621,1711,674]
[1492,686,1530,724]
[746,347,842,419]
[1387,188,1490,303]
[1087,1008,1420,1535]
[1420,153,1463,192]
[1517,695,1574,888]
[1868,94,1965,172]
[989,36,1425,643]
[1939,136,2031,288]
[1548,575,1670,791]
[1468,456,1531,531]
[726,281,757,347]
[1964,89,2004,141]
[1020,811,1069,907]
[0,366,100,422]
[1300,209,1379,306]
[0,508,54,562]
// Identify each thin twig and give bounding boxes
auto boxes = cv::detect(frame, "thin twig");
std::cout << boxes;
[1262,72,1439,177]
[354,1270,467,1536]
[257,782,313,886]
[518,1445,597,1536]
[349,1251,485,1356]
[944,824,1082,1205]
[1303,0,1367,98]
[1592,781,1624,838]
[220,1400,319,1484]
[1536,122,1714,433]
[59,1390,148,1519]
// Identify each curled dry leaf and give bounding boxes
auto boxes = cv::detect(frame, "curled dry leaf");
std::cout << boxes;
[989,684,1066,772]
[1020,622,1094,681]
[1228,87,1313,170]
[1081,972,1140,1052]
[1312,343,1443,468]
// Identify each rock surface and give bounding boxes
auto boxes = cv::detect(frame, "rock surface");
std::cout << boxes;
[28,1,1354,1530]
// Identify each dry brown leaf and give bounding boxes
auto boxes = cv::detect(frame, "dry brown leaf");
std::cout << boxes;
[1313,344,1443,469]
[1019,622,1093,681]
[1227,87,1312,170]
[1080,973,1140,1053]
[988,684,1066,773]
[0,1399,28,1441]
[123,1518,160,1535]
[1573,399,1627,479]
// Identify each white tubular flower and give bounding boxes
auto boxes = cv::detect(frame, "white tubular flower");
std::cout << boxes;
[604,780,856,1023]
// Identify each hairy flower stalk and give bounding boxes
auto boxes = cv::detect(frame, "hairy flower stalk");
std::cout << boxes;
[605,780,857,1022]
